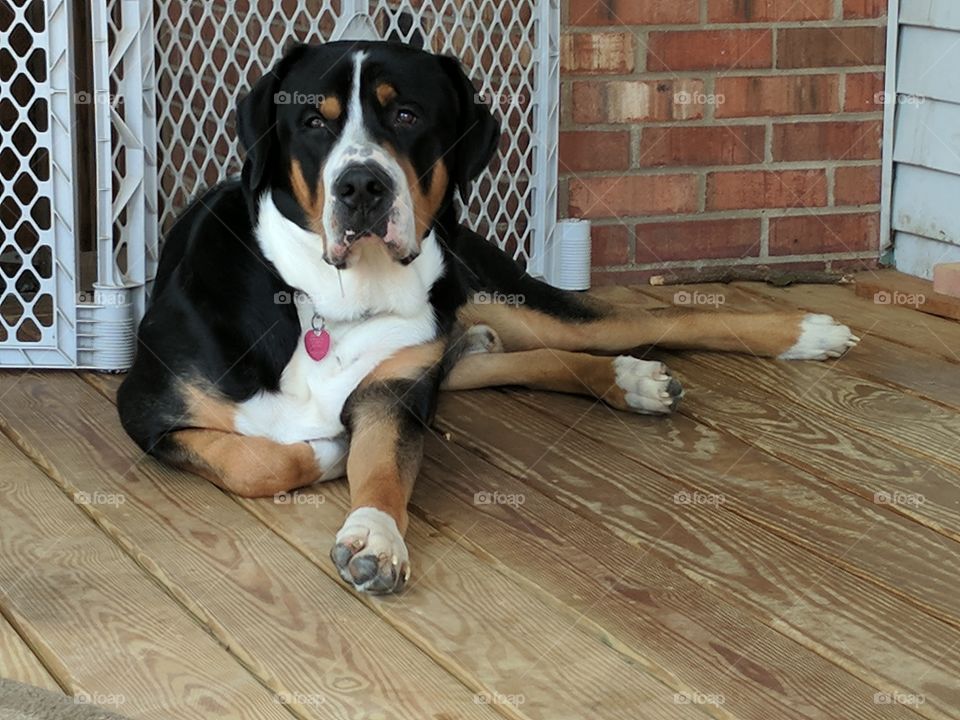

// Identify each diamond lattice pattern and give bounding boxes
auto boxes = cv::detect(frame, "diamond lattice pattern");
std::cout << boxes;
[153,0,539,264]
[0,0,56,344]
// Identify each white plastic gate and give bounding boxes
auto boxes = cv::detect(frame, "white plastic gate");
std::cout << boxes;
[0,0,560,369]
[0,0,78,366]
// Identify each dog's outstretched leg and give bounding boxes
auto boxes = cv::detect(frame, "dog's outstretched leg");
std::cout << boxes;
[330,341,445,594]
[444,348,683,414]
[460,295,859,360]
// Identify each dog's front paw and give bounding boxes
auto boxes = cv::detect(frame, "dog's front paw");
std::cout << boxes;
[779,314,860,360]
[331,507,410,594]
[611,357,684,415]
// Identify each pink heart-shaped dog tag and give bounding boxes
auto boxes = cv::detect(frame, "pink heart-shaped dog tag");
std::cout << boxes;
[304,329,331,361]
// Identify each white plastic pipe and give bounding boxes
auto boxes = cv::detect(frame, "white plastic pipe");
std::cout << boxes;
[552,218,592,291]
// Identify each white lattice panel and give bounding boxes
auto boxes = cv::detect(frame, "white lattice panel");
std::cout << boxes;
[0,1,559,369]
[0,0,78,365]
[152,0,559,269]
[93,0,158,319]
[153,0,342,224]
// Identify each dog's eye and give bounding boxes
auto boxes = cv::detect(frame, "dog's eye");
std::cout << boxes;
[306,115,325,129]
[394,109,418,128]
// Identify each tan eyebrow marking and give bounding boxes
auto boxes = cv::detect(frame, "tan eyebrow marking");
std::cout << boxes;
[376,83,398,106]
[319,95,342,120]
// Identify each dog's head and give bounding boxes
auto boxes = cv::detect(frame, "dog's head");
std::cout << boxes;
[237,41,500,269]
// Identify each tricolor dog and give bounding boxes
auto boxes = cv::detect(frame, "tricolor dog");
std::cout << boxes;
[118,40,859,594]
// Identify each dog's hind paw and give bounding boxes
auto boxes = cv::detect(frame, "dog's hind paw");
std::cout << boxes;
[611,357,683,415]
[331,507,410,594]
[461,323,504,356]
[779,314,860,361]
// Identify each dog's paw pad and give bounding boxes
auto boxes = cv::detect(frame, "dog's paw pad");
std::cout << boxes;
[780,314,860,361]
[613,357,683,415]
[331,507,409,594]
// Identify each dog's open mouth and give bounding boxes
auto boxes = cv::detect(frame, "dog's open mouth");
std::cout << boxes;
[327,216,419,268]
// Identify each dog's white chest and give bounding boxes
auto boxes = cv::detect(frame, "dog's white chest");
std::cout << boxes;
[233,196,444,444]
[235,309,436,443]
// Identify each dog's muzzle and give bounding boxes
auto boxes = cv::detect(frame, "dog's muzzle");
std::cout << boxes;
[325,162,408,266]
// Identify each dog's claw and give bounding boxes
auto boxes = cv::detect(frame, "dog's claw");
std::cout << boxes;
[614,357,683,415]
[332,508,410,595]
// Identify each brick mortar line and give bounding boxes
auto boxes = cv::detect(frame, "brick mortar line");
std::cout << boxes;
[561,67,886,80]
[561,162,883,177]
[593,251,882,272]
[585,206,883,225]
[564,19,887,32]
[559,115,886,131]
[760,214,770,256]
[764,119,774,164]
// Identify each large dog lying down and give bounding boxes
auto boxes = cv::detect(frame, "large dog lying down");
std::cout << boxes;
[118,40,859,594]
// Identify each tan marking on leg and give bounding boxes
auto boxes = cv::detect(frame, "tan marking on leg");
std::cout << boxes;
[319,95,342,121]
[443,349,682,414]
[365,341,445,384]
[289,158,325,235]
[375,83,397,106]
[443,348,617,401]
[347,412,414,532]
[181,382,237,432]
[459,301,813,358]
[169,429,321,498]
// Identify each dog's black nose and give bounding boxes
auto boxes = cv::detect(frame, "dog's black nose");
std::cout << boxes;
[335,164,392,211]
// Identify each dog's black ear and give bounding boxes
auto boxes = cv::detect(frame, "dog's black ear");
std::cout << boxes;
[236,43,309,201]
[438,56,501,199]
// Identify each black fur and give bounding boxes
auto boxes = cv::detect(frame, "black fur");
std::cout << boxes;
[118,40,592,462]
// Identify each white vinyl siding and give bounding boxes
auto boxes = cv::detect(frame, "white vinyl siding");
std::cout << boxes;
[887,0,960,277]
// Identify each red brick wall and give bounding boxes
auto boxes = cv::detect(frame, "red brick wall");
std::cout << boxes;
[559,0,887,284]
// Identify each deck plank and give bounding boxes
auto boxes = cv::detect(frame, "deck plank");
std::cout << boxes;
[503,384,960,626]
[81,374,712,720]
[420,422,953,720]
[0,611,60,692]
[649,283,960,411]
[0,432,291,719]
[0,372,502,720]
[241,478,708,720]
[674,352,960,529]
[635,285,960,537]
[434,389,960,718]
[66,283,960,719]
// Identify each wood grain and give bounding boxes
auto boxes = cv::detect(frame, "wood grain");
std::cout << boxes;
[651,283,960,411]
[855,270,960,322]
[82,371,706,720]
[442,392,960,700]
[0,371,502,720]
[514,380,960,625]
[679,351,960,518]
[67,281,960,720]
[0,611,60,692]
[636,284,960,535]
[734,282,960,364]
[242,469,707,720]
[419,420,957,720]
[0,432,291,719]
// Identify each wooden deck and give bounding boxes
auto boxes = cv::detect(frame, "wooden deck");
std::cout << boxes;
[0,280,958,720]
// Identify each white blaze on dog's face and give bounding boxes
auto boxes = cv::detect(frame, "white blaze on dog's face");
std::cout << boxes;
[319,52,419,268]
[236,41,500,271]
